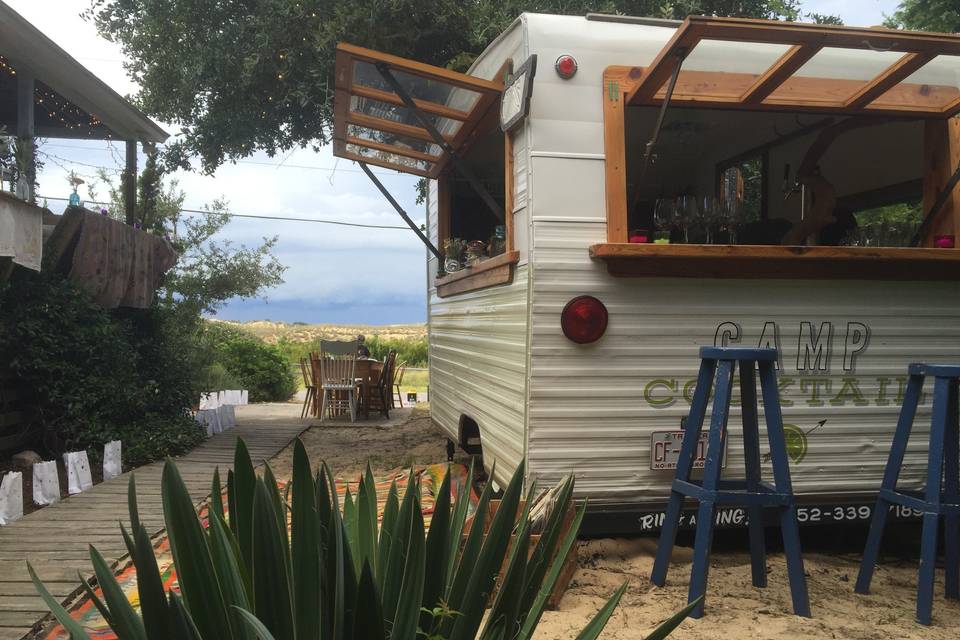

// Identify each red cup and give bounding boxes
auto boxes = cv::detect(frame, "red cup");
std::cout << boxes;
[629,229,649,243]
[934,234,956,249]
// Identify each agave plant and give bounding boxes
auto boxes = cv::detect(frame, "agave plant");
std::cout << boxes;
[32,437,695,639]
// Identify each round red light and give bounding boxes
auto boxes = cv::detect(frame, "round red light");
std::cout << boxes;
[555,55,577,79]
[561,296,608,344]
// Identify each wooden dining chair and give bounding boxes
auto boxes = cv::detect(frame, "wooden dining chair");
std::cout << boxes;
[318,339,361,422]
[366,350,396,419]
[392,360,407,408]
[298,357,316,420]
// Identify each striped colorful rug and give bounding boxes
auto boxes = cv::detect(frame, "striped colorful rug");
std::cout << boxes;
[44,463,474,639]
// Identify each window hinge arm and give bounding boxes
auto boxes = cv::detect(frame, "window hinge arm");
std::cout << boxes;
[374,61,505,223]
[359,161,443,261]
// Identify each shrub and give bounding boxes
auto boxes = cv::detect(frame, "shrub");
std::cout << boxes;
[30,438,706,640]
[366,335,428,367]
[203,323,296,402]
[0,270,206,466]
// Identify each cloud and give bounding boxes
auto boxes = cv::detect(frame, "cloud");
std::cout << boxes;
[15,0,428,324]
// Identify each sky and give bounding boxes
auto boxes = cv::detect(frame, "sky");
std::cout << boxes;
[7,0,903,325]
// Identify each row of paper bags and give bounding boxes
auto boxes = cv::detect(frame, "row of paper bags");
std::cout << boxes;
[0,441,122,526]
[195,390,247,437]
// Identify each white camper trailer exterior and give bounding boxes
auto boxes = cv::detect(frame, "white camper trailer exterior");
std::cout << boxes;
[334,14,960,530]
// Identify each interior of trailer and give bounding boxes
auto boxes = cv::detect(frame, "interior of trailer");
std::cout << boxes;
[624,106,925,247]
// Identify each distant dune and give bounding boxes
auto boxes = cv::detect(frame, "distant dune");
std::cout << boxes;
[210,319,426,344]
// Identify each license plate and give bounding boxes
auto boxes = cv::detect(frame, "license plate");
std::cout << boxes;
[650,430,723,470]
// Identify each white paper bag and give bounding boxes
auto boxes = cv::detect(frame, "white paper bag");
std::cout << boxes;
[103,441,122,481]
[0,472,23,525]
[240,390,248,405]
[33,461,60,505]
[218,404,236,430]
[199,392,218,410]
[63,451,93,495]
[196,408,220,435]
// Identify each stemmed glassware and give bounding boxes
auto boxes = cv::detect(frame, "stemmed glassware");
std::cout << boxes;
[653,198,675,243]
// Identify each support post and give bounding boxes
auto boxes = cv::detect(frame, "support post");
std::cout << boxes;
[124,140,138,225]
[921,118,960,246]
[16,72,35,203]
[358,162,443,261]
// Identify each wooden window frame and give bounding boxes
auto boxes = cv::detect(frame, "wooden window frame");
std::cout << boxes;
[434,61,519,298]
[598,66,960,278]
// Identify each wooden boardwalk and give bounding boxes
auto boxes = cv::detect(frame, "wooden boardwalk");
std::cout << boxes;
[0,404,307,640]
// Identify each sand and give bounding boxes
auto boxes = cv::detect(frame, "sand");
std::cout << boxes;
[267,407,960,639]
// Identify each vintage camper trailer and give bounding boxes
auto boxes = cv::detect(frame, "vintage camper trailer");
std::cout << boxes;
[333,14,960,531]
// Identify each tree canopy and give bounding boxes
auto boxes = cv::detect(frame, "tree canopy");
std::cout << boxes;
[884,0,960,33]
[87,0,807,174]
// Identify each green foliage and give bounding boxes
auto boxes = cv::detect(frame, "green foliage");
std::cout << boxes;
[366,335,428,368]
[276,334,429,370]
[885,0,960,32]
[88,0,805,174]
[0,270,205,466]
[32,438,689,640]
[203,323,297,402]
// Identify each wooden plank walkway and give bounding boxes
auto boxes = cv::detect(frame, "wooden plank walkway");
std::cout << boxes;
[0,404,307,640]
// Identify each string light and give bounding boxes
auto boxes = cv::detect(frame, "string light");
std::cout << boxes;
[0,55,112,138]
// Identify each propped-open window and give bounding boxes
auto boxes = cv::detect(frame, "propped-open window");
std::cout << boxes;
[627,16,960,117]
[333,43,502,178]
[596,16,960,280]
[333,43,519,297]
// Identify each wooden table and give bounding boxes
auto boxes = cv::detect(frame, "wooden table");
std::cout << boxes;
[310,355,381,419]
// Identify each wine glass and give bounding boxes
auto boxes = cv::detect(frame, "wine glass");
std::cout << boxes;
[653,198,674,243]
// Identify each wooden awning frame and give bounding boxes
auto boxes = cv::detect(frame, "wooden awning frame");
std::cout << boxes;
[627,16,960,119]
[333,42,503,178]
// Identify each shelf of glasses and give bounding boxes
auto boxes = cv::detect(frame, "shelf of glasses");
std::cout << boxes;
[589,243,960,280]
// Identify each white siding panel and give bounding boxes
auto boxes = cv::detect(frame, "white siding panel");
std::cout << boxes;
[429,267,530,488]
[528,156,606,221]
[527,221,960,507]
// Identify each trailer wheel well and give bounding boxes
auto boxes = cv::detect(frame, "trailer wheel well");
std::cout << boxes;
[457,415,484,460]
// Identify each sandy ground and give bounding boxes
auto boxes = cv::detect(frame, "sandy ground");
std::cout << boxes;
[266,404,960,639]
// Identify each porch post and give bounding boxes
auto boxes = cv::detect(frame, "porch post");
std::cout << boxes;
[922,118,960,246]
[124,139,138,225]
[16,72,35,203]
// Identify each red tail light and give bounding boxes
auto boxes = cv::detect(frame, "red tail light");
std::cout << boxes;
[561,296,608,344]
[555,54,578,79]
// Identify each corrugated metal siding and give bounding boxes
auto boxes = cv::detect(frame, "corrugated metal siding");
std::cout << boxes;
[527,219,960,506]
[426,21,531,490]
[429,267,530,488]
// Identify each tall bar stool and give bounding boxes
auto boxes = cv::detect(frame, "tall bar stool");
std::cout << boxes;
[650,346,811,618]
[855,363,960,625]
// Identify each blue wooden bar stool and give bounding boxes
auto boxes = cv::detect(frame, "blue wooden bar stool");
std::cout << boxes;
[855,363,960,625]
[650,346,811,618]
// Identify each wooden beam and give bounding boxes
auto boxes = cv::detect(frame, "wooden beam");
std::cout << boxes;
[741,43,820,104]
[845,52,935,110]
[336,42,503,94]
[602,67,631,243]
[344,136,441,163]
[333,141,432,178]
[344,110,450,145]
[350,85,471,122]
[921,118,960,245]
[626,19,701,104]
[16,72,34,202]
[590,242,960,280]
[124,140,137,226]
[677,15,960,56]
